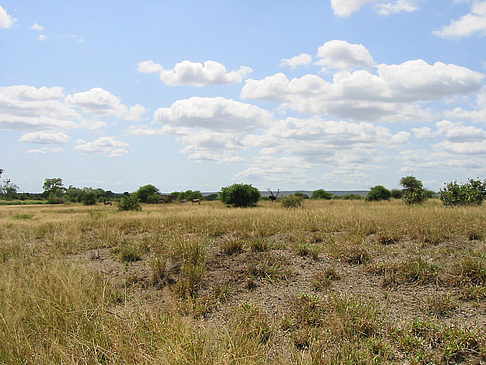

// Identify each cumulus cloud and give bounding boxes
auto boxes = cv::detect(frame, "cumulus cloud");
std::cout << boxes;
[0,85,80,130]
[0,5,16,29]
[330,0,418,16]
[434,1,486,38]
[280,53,313,68]
[74,137,130,157]
[316,40,375,71]
[235,117,409,185]
[154,96,272,132]
[19,130,71,144]
[375,0,419,16]
[38,34,47,41]
[150,97,272,161]
[137,59,252,87]
[31,23,44,31]
[412,127,435,139]
[66,88,144,121]
[25,147,63,154]
[241,59,483,122]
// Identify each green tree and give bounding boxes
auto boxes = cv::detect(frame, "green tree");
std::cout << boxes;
[220,183,260,207]
[281,194,304,208]
[293,192,309,199]
[440,179,486,206]
[390,189,403,199]
[42,178,65,198]
[135,184,160,203]
[365,185,391,201]
[400,176,427,205]
[79,188,97,205]
[311,189,333,200]
[118,194,142,211]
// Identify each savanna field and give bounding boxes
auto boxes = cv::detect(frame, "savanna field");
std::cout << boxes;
[0,200,485,364]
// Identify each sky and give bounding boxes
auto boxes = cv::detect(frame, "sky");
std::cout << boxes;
[1,0,486,193]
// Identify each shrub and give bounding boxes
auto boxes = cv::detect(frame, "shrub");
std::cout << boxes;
[400,176,427,205]
[80,189,97,205]
[219,183,260,207]
[281,194,303,208]
[293,192,309,199]
[365,185,391,201]
[390,189,403,199]
[439,179,486,206]
[118,194,141,211]
[311,189,333,200]
[135,184,160,203]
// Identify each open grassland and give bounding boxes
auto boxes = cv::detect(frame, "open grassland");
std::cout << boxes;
[0,200,485,364]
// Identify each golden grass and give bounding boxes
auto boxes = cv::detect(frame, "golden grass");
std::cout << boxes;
[0,199,485,363]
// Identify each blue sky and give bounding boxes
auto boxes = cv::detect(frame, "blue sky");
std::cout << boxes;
[1,0,486,193]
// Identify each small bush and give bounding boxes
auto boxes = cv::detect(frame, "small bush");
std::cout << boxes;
[81,190,97,205]
[390,189,403,199]
[365,185,391,201]
[219,183,260,207]
[440,179,486,206]
[118,194,141,211]
[400,176,427,205]
[311,189,333,200]
[281,194,303,208]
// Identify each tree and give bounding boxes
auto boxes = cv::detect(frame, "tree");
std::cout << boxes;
[365,185,391,201]
[390,189,403,199]
[400,176,427,205]
[293,192,309,199]
[440,179,486,206]
[118,194,141,211]
[311,189,333,200]
[42,178,65,198]
[281,194,304,208]
[0,170,19,200]
[219,183,260,207]
[135,184,160,203]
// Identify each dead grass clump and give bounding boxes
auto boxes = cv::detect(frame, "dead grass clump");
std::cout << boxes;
[219,238,244,255]
[337,246,371,265]
[380,258,440,286]
[425,293,458,317]
[447,256,486,287]
[376,231,401,245]
[246,253,290,282]
[295,242,321,259]
[112,241,147,262]
[311,267,341,291]
[248,238,270,252]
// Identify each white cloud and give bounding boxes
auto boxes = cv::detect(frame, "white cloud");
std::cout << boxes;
[375,0,419,16]
[25,147,63,154]
[74,137,130,157]
[434,0,486,38]
[154,96,272,132]
[66,88,144,121]
[38,34,47,41]
[0,5,16,29]
[316,40,375,71]
[137,60,164,74]
[436,119,486,142]
[138,59,252,87]
[241,59,483,122]
[19,131,71,144]
[31,23,44,31]
[280,53,313,68]
[412,127,435,139]
[0,85,80,130]
[151,97,272,161]
[331,0,380,16]
[330,0,418,16]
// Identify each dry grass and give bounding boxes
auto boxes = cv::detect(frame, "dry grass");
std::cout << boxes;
[0,199,485,364]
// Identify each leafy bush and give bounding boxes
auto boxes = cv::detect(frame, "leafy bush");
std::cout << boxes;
[390,189,403,199]
[80,189,97,205]
[400,176,427,205]
[439,179,486,206]
[135,184,160,203]
[219,184,260,207]
[118,194,141,211]
[365,185,391,201]
[293,192,309,199]
[281,194,303,208]
[311,189,333,200]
